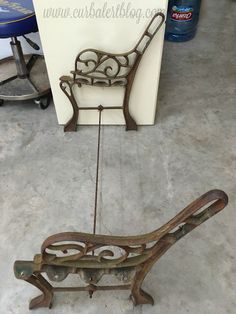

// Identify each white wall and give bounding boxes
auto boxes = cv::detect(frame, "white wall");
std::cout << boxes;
[33,0,168,126]
[0,32,42,59]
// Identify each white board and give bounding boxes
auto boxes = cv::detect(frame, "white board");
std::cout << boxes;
[33,0,168,125]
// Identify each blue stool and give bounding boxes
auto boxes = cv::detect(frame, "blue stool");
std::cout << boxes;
[0,0,51,109]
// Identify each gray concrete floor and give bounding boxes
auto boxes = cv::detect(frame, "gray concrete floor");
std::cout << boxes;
[1,1,236,313]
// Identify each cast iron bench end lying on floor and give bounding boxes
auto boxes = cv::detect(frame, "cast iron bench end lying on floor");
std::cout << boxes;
[14,189,228,310]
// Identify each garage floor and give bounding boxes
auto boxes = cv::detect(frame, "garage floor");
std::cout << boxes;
[1,1,236,313]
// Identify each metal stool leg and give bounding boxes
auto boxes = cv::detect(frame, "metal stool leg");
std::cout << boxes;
[10,37,28,78]
[0,37,51,105]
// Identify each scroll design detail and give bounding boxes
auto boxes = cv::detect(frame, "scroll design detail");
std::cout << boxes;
[72,13,165,86]
[42,242,148,266]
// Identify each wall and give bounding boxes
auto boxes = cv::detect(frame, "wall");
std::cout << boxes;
[33,0,168,126]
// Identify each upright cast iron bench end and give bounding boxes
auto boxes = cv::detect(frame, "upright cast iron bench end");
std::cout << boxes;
[59,13,166,132]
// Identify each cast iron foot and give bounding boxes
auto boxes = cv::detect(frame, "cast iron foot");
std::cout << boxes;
[131,289,154,306]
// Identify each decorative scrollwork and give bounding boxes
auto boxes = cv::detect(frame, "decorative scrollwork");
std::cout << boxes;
[75,51,132,79]
[72,50,133,86]
[42,240,150,267]
[40,189,228,270]
[69,13,165,87]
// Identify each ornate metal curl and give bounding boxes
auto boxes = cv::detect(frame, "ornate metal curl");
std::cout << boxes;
[59,12,165,132]
[14,189,228,309]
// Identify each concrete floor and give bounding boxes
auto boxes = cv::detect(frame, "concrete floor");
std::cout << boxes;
[1,1,236,313]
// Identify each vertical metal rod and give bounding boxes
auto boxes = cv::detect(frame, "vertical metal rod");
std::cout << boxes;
[93,106,103,234]
[10,37,29,78]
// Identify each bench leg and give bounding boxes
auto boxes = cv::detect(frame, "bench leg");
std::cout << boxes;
[131,241,171,306]
[26,274,54,310]
[123,85,138,131]
[60,81,79,132]
[131,263,155,306]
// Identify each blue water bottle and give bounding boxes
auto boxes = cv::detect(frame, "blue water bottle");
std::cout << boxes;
[165,0,202,42]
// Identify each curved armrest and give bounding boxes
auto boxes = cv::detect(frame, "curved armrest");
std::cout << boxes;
[59,75,74,83]
[72,12,165,79]
[40,190,228,266]
[152,189,228,240]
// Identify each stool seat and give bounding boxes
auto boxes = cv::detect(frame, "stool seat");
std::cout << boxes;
[0,0,37,38]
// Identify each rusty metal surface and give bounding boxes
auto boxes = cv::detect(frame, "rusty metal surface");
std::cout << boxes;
[59,13,165,132]
[93,106,103,235]
[14,189,228,309]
